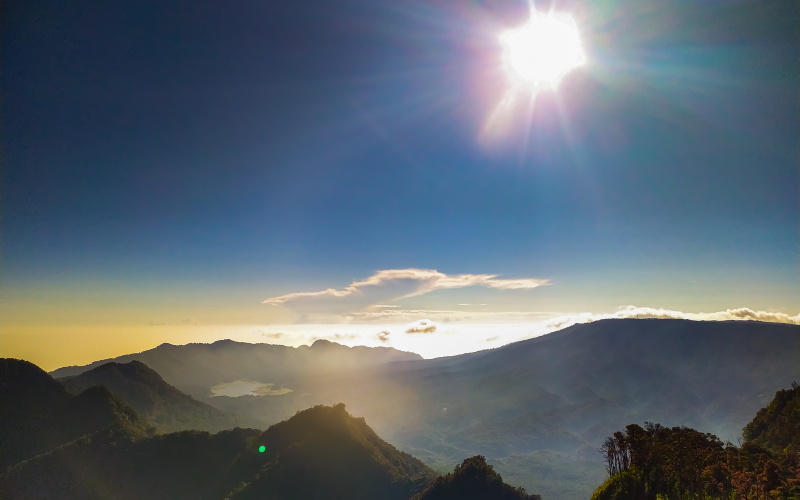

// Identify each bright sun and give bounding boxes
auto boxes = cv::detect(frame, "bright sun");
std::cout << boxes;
[500,10,586,90]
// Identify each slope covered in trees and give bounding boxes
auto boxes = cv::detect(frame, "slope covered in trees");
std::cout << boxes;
[410,455,541,500]
[743,384,800,453]
[0,358,154,471]
[591,385,800,500]
[59,360,239,432]
[0,388,439,500]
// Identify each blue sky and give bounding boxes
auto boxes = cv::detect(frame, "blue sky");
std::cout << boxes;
[2,0,798,335]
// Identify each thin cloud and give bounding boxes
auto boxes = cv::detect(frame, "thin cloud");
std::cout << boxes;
[376,330,391,343]
[263,269,549,315]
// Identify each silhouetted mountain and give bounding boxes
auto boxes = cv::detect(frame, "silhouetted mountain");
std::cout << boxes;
[227,404,436,500]
[0,401,437,500]
[411,455,541,500]
[60,360,239,432]
[0,358,154,471]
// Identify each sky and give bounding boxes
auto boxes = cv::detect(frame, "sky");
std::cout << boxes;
[1,0,798,368]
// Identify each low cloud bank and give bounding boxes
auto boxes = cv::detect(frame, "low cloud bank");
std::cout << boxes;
[545,306,800,330]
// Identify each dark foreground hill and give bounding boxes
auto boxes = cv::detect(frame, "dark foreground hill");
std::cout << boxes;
[0,358,154,471]
[411,455,541,500]
[0,365,442,500]
[59,360,239,433]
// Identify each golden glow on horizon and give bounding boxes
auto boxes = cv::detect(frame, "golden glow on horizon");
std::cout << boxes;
[499,9,586,91]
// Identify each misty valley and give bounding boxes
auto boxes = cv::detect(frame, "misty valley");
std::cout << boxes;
[2,318,798,500]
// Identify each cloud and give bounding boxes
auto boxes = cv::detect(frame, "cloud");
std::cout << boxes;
[261,332,284,339]
[544,306,800,330]
[332,333,359,341]
[405,319,438,334]
[376,330,391,343]
[263,269,548,315]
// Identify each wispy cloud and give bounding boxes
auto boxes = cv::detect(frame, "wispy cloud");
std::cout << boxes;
[263,269,548,315]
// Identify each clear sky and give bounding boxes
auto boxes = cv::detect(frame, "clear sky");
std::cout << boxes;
[1,0,798,367]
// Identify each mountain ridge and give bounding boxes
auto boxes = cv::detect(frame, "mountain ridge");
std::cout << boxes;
[59,360,240,433]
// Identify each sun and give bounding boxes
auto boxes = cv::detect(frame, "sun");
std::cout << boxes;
[500,10,586,91]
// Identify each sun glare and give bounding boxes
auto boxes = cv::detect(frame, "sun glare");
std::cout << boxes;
[500,10,586,90]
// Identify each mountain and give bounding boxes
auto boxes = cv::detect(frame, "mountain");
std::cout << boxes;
[0,401,439,500]
[44,318,800,500]
[51,339,423,399]
[226,404,437,500]
[59,360,239,433]
[411,455,541,500]
[0,358,154,471]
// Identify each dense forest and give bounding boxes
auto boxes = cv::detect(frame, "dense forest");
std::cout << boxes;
[411,455,541,500]
[593,384,800,500]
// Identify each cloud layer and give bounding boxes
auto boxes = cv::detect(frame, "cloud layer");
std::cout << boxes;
[544,306,800,330]
[264,269,548,315]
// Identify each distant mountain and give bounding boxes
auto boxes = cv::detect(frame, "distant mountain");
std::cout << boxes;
[411,455,541,500]
[59,360,239,433]
[0,358,154,471]
[0,400,439,500]
[51,339,423,399]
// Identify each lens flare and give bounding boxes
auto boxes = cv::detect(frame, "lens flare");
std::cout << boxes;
[499,10,586,90]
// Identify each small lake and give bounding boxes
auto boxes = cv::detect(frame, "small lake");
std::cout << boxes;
[210,381,293,397]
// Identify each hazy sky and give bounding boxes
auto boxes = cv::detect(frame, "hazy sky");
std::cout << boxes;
[1,0,797,364]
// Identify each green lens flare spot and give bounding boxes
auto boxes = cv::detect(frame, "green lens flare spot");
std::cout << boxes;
[258,445,266,453]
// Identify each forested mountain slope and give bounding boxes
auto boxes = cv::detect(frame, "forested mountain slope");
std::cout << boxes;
[0,395,440,500]
[590,385,800,500]
[0,358,154,471]
[59,360,239,432]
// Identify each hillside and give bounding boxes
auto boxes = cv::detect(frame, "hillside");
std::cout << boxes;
[588,385,800,500]
[411,455,541,500]
[59,360,239,433]
[0,400,439,500]
[0,358,154,471]
[743,384,800,453]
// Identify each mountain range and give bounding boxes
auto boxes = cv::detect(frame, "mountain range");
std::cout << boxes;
[2,358,446,499]
[47,319,800,499]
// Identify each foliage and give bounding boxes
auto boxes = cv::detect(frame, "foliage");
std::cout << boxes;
[593,386,800,500]
[743,384,800,453]
[410,455,541,500]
